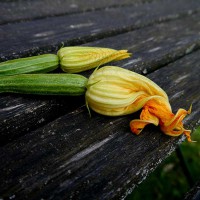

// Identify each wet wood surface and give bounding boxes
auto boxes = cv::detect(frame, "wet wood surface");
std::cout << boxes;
[0,0,200,199]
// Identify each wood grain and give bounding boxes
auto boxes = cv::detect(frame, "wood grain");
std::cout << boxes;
[1,13,200,145]
[1,0,200,61]
[1,0,200,199]
[0,50,199,200]
[0,0,151,24]
[184,180,200,200]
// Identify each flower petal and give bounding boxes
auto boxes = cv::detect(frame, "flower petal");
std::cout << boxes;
[86,66,192,141]
[160,106,192,141]
[130,106,159,135]
[58,47,131,73]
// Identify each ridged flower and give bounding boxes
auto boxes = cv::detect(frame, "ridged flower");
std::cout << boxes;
[86,66,192,141]
[57,46,131,73]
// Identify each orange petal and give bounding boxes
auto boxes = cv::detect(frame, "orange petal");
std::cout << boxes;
[130,100,192,142]
[130,120,151,135]
[145,99,173,124]
[184,130,192,142]
[140,106,159,124]
[130,106,159,135]
[158,106,192,142]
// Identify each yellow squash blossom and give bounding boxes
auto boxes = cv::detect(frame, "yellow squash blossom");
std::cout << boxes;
[57,46,131,73]
[86,66,192,141]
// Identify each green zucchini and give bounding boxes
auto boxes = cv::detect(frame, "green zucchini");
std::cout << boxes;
[0,74,88,96]
[0,54,59,75]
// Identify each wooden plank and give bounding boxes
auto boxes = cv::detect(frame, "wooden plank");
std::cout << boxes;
[184,181,200,200]
[86,13,200,74]
[0,50,199,200]
[0,0,148,24]
[1,13,200,145]
[0,95,84,145]
[0,0,200,61]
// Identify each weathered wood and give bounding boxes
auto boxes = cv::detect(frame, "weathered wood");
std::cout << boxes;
[0,0,150,24]
[86,13,200,74]
[0,0,200,199]
[1,13,200,145]
[0,50,199,200]
[0,95,84,145]
[1,0,200,61]
[184,180,200,200]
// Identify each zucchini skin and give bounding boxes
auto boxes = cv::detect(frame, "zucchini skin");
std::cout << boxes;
[0,74,88,96]
[0,54,59,75]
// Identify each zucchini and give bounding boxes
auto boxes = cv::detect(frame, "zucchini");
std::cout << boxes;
[0,54,59,75]
[0,74,88,96]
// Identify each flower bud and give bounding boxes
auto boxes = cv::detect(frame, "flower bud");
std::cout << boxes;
[57,46,131,73]
[86,66,192,141]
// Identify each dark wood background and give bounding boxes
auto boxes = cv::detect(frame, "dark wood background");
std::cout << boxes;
[0,0,200,199]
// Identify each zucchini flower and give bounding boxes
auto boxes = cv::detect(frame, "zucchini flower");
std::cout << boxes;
[86,66,192,141]
[57,46,131,73]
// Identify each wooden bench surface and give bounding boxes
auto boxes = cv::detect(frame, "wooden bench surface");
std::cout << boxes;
[0,0,200,199]
[184,180,200,200]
